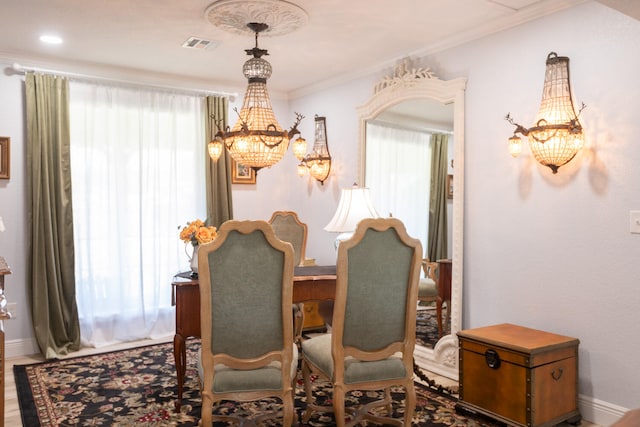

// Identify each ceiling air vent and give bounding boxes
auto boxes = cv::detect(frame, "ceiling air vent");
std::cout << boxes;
[182,37,217,50]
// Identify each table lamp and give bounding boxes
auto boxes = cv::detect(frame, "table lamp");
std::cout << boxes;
[324,184,380,247]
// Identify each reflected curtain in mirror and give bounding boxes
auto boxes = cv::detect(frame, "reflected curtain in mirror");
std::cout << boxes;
[365,122,431,249]
[25,72,81,358]
[427,134,448,261]
[205,96,233,228]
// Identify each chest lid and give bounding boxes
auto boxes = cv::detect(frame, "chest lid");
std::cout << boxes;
[458,323,579,362]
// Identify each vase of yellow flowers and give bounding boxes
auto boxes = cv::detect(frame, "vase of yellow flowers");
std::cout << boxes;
[179,219,218,276]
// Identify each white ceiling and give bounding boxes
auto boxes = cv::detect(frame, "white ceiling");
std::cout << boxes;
[0,0,635,96]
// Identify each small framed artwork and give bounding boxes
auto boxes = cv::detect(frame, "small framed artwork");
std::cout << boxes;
[0,137,9,179]
[231,159,256,184]
[447,174,453,199]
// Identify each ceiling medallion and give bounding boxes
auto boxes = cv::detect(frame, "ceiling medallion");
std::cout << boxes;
[205,0,308,36]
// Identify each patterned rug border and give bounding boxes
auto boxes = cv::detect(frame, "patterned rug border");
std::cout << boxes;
[14,363,38,426]
[13,341,172,427]
[13,340,495,427]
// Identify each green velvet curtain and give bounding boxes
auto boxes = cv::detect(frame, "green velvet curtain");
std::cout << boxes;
[427,133,449,262]
[205,96,233,228]
[25,73,80,358]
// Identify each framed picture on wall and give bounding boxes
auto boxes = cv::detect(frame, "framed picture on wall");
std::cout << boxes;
[231,159,256,184]
[447,174,453,199]
[0,137,9,179]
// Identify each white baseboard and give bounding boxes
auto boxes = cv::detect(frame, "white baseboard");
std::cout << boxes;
[579,394,629,427]
[5,337,41,359]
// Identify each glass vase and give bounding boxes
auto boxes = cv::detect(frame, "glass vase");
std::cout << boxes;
[189,244,199,277]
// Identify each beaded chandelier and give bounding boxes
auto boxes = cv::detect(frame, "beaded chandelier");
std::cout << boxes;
[208,22,303,171]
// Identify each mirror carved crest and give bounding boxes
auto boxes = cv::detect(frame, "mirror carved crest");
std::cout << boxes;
[374,57,437,94]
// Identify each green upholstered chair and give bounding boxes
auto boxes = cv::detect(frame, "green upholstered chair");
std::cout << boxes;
[301,218,422,427]
[197,220,297,427]
[269,210,316,334]
[268,210,308,267]
[418,258,445,337]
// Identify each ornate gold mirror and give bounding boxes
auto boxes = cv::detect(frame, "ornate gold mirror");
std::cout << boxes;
[357,58,466,379]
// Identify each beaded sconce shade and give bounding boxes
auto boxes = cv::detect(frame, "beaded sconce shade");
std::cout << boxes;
[506,52,585,174]
[296,115,331,184]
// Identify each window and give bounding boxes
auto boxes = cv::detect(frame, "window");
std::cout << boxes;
[69,82,206,347]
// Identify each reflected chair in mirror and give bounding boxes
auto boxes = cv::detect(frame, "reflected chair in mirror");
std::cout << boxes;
[197,220,297,427]
[301,218,422,427]
[418,258,446,338]
[268,210,308,267]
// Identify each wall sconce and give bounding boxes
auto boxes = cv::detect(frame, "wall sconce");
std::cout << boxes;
[295,115,331,184]
[505,52,586,174]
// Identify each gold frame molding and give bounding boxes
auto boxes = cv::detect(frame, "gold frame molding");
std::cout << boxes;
[231,159,256,184]
[0,137,9,179]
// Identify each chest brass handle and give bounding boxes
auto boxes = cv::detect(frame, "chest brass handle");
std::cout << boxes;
[551,368,564,381]
[485,349,501,369]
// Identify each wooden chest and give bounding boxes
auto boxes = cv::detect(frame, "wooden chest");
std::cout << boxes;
[302,301,325,330]
[457,323,581,427]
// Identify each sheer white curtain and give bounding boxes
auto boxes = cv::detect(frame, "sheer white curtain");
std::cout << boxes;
[69,81,206,347]
[365,122,431,250]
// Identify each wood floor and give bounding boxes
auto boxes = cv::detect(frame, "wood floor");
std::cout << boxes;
[5,352,44,425]
[3,337,601,426]
[3,336,170,426]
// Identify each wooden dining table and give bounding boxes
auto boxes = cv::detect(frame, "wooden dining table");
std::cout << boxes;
[170,265,337,411]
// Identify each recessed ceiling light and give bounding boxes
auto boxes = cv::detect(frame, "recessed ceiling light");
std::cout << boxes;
[40,35,63,45]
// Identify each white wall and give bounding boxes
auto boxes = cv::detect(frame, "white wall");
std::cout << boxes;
[264,1,640,422]
[0,1,638,424]
[0,63,38,355]
[451,2,640,415]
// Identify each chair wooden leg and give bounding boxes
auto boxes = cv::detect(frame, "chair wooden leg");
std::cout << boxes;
[444,299,451,335]
[404,381,416,425]
[200,392,213,427]
[355,390,403,427]
[282,388,295,427]
[301,360,315,423]
[436,296,444,337]
[385,387,393,414]
[334,384,347,427]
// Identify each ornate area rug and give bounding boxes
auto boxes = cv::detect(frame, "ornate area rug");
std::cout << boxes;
[14,340,499,426]
[416,307,449,348]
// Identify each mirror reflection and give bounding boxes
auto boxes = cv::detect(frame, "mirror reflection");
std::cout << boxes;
[357,59,465,379]
[364,99,454,349]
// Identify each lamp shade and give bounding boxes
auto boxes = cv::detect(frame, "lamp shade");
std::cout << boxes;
[324,186,380,233]
[0,216,4,232]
